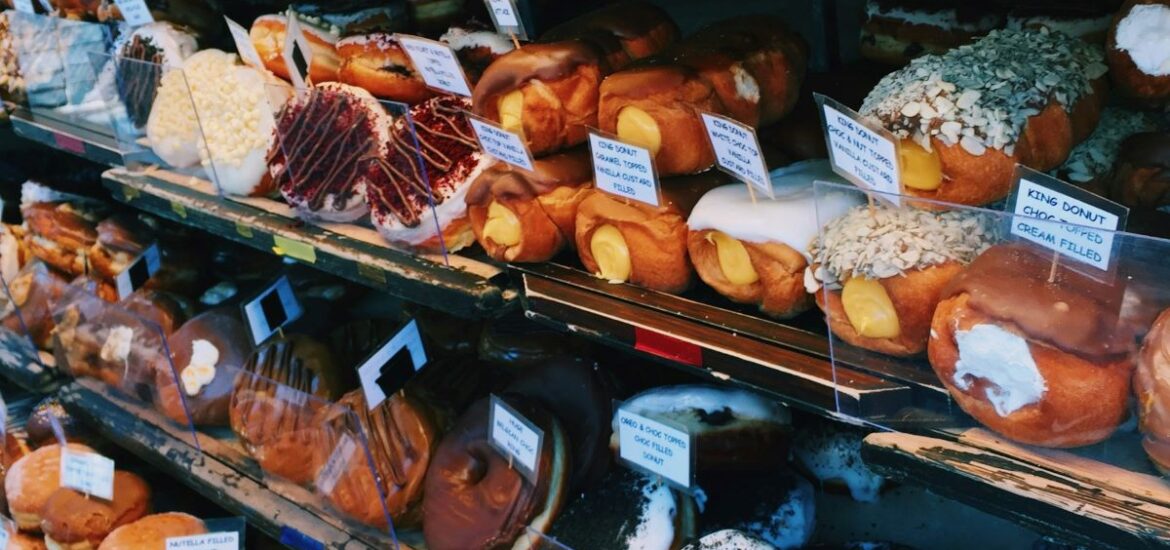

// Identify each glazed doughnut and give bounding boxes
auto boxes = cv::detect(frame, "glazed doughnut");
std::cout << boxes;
[1107,0,1170,105]
[1108,132,1170,209]
[441,26,515,85]
[1052,106,1159,194]
[687,161,863,319]
[1137,308,1170,472]
[929,243,1135,448]
[336,33,435,104]
[860,0,1005,65]
[20,202,100,277]
[548,469,697,550]
[155,309,253,427]
[860,29,1108,207]
[466,149,593,263]
[598,16,808,176]
[4,443,96,532]
[422,396,569,550]
[807,205,998,357]
[250,14,340,84]
[575,171,729,294]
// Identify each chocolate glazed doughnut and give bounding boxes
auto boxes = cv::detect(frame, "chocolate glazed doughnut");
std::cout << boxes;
[423,397,569,550]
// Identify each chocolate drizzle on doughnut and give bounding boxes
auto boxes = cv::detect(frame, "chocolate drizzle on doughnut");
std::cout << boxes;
[116,35,165,128]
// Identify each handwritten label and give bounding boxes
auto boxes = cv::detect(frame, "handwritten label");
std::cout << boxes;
[60,448,115,500]
[166,532,240,550]
[242,276,303,346]
[283,15,313,90]
[589,131,660,207]
[468,114,534,171]
[357,319,427,410]
[225,17,263,70]
[12,0,35,14]
[815,94,901,206]
[485,0,527,40]
[616,408,691,489]
[396,35,472,97]
[701,113,772,199]
[115,243,161,300]
[114,0,153,26]
[1009,167,1127,271]
[314,433,356,495]
[489,395,543,483]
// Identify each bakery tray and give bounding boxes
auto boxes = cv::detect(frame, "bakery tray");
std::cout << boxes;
[514,261,917,421]
[57,378,417,550]
[8,106,125,166]
[863,429,1170,549]
[101,168,519,319]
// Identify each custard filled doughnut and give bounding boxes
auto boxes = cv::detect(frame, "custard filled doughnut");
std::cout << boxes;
[807,205,997,357]
[422,396,569,549]
[929,243,1135,448]
[687,160,863,319]
[860,0,1004,65]
[1137,308,1170,472]
[250,14,340,84]
[575,171,729,294]
[155,309,254,427]
[337,33,434,104]
[1109,132,1170,209]
[1107,0,1170,104]
[860,29,1108,207]
[466,149,593,263]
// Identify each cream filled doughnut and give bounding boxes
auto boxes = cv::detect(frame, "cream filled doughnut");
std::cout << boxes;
[440,26,514,85]
[686,160,863,319]
[1107,1,1170,104]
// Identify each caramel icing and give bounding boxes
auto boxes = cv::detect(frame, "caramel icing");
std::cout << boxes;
[472,42,602,110]
[466,149,592,205]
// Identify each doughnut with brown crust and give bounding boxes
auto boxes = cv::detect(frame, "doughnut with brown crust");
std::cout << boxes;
[337,33,435,104]
[1107,0,1170,105]
[250,14,340,84]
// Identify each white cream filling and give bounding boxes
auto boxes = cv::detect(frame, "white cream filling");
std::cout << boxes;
[730,63,760,104]
[1115,4,1170,77]
[99,325,134,364]
[440,27,514,55]
[953,324,1046,417]
[625,476,677,550]
[615,385,791,435]
[180,339,219,396]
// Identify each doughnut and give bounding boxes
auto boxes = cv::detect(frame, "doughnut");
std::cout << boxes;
[860,29,1108,207]
[20,202,100,277]
[860,0,1004,65]
[687,160,864,319]
[547,469,698,550]
[539,1,679,70]
[1108,132,1170,210]
[0,12,26,106]
[807,205,998,357]
[1107,0,1170,105]
[40,470,152,549]
[929,243,1135,447]
[2,265,68,350]
[699,471,816,550]
[113,22,197,128]
[270,82,389,222]
[1137,308,1170,472]
[683,530,778,550]
[4,444,96,532]
[97,513,208,550]
[792,421,886,502]
[291,1,410,36]
[155,309,254,427]
[1052,106,1159,194]
[336,33,435,104]
[249,14,340,84]
[1006,6,1114,43]
[441,26,514,85]
[25,397,93,450]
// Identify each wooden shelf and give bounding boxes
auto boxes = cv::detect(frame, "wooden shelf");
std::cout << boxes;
[9,106,125,166]
[0,330,62,394]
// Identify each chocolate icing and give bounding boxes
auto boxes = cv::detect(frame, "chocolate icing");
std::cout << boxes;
[662,170,733,215]
[116,35,164,129]
[1118,132,1170,171]
[472,42,602,112]
[361,389,439,525]
[466,149,592,206]
[944,243,1134,361]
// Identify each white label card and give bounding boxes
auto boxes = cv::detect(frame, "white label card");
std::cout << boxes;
[484,0,527,40]
[357,319,427,410]
[467,114,534,172]
[701,113,772,199]
[0,524,8,550]
[588,131,660,207]
[114,0,153,27]
[488,395,543,483]
[166,532,240,550]
[12,0,35,14]
[60,448,115,500]
[815,94,901,206]
[242,276,304,346]
[1009,167,1128,271]
[314,433,356,495]
[396,35,473,97]
[225,17,263,70]
[283,14,313,90]
[115,243,161,301]
[616,408,692,490]
[0,390,7,441]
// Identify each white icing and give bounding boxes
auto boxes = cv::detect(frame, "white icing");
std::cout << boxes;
[440,27,514,55]
[203,66,290,196]
[687,160,864,253]
[688,530,776,550]
[793,427,885,503]
[1115,4,1170,77]
[745,475,815,549]
[1006,13,1110,38]
[730,63,759,104]
[181,339,219,396]
[148,50,239,168]
[625,476,677,550]
[99,325,134,364]
[615,385,790,435]
[866,1,1001,32]
[953,324,1046,417]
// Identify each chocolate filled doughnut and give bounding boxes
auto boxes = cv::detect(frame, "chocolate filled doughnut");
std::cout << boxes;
[700,471,817,550]
[155,309,253,427]
[5,443,96,532]
[336,33,434,104]
[97,513,208,550]
[860,0,1005,65]
[548,469,698,550]
[250,14,340,84]
[40,470,152,549]
[1107,0,1170,105]
[422,396,569,549]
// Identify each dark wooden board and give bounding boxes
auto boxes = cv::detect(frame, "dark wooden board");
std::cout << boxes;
[0,329,62,394]
[9,106,125,166]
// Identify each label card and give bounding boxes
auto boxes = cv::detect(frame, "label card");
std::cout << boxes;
[114,0,153,26]
[0,521,9,550]
[60,448,115,500]
[0,390,7,441]
[484,0,528,40]
[588,131,661,207]
[814,94,901,206]
[12,0,35,14]
[242,276,304,346]
[283,14,313,90]
[488,395,543,483]
[115,243,161,301]
[357,319,427,410]
[314,433,356,495]
[225,17,263,70]
[1008,166,1128,271]
[396,35,473,97]
[700,113,772,199]
[467,114,535,172]
[616,408,692,490]
[166,532,240,550]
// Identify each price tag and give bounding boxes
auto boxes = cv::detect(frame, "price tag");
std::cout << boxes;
[815,94,901,206]
[488,395,543,482]
[467,113,534,172]
[701,113,772,199]
[225,17,263,70]
[1008,167,1128,271]
[588,131,661,207]
[283,15,313,90]
[115,243,161,300]
[396,34,473,97]
[12,0,35,14]
[484,0,527,40]
[616,407,692,490]
[166,532,240,550]
[114,0,154,27]
[242,276,303,346]
[357,319,426,410]
[0,390,7,441]
[0,522,9,550]
[314,433,356,495]
[60,448,115,500]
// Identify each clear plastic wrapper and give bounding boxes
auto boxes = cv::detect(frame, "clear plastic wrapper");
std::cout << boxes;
[0,263,48,373]
[0,262,67,369]
[86,52,185,171]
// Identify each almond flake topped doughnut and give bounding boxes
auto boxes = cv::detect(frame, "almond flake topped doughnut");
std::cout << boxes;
[861,29,1106,157]
[1054,105,1159,185]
